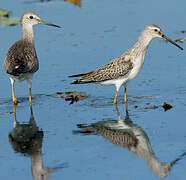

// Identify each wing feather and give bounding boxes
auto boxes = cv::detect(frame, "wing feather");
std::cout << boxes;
[71,53,133,84]
[4,40,39,76]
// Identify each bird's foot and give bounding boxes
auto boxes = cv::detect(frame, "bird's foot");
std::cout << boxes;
[13,98,18,105]
[113,97,117,105]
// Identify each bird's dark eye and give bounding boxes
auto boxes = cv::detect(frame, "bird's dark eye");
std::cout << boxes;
[29,16,33,19]
[154,29,158,32]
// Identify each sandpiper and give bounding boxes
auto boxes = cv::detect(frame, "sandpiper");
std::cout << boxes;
[3,11,60,105]
[70,24,183,112]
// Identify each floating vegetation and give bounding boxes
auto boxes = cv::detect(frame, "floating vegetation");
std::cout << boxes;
[64,0,81,7]
[0,8,10,17]
[0,8,20,26]
[174,38,186,43]
[180,30,186,34]
[162,102,173,111]
[48,91,88,104]
[0,18,20,26]
[72,42,78,47]
[163,38,185,44]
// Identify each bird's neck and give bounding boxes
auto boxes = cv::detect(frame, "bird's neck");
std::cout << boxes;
[138,31,154,48]
[22,23,34,44]
[131,32,154,58]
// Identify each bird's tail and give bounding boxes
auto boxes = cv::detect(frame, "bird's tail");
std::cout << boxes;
[69,72,89,78]
[71,79,94,84]
[69,71,95,84]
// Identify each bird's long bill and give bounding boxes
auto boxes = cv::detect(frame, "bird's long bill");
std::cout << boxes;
[162,34,183,50]
[39,19,61,28]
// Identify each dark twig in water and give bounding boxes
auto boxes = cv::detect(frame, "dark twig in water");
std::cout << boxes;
[162,102,173,111]
[180,30,186,34]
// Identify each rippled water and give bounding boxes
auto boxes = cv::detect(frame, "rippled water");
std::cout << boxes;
[0,0,186,179]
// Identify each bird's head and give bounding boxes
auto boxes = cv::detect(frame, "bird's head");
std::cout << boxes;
[21,11,61,28]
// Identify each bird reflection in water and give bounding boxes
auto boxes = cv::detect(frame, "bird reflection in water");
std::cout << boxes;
[74,105,185,178]
[8,104,62,180]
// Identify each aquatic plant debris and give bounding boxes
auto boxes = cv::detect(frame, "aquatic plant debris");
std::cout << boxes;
[162,102,173,111]
[174,38,186,43]
[0,18,20,26]
[64,0,81,7]
[48,91,88,104]
[180,30,186,34]
[0,8,10,17]
[0,8,20,26]
[162,37,186,44]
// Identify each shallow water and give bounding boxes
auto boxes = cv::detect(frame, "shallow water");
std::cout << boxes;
[0,0,186,179]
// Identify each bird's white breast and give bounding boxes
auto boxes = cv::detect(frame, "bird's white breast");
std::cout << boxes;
[127,52,145,82]
[99,51,146,90]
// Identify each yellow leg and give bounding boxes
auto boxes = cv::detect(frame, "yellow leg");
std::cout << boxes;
[114,90,118,104]
[29,88,32,106]
[114,103,119,115]
[13,104,17,127]
[124,86,129,115]
[124,86,127,103]
[11,79,18,104]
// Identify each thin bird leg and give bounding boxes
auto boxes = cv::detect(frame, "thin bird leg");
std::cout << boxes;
[114,90,118,104]
[10,78,18,105]
[29,104,35,126]
[27,78,32,107]
[114,103,120,116]
[13,104,17,128]
[124,86,128,115]
[29,88,32,106]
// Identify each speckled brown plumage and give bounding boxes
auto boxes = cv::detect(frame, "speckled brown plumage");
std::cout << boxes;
[4,40,39,76]
[94,128,138,150]
[76,122,138,150]
[71,52,133,84]
[3,11,60,105]
[70,24,183,107]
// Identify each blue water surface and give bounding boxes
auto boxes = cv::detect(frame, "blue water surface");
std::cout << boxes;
[0,0,186,180]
